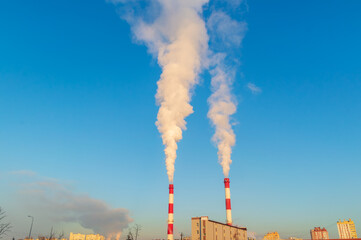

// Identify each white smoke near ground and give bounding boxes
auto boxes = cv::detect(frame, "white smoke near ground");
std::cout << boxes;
[206,7,247,177]
[17,175,132,240]
[110,0,209,183]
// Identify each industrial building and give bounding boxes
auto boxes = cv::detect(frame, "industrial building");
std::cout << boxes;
[263,232,280,240]
[310,227,329,240]
[191,216,247,240]
[337,219,358,239]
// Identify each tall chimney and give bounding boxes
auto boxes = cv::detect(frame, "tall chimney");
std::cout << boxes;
[224,178,232,226]
[167,184,174,240]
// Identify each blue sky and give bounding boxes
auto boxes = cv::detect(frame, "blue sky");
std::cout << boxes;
[1,1,361,240]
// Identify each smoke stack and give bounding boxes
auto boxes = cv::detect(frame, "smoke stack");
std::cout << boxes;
[167,184,174,240]
[224,178,232,226]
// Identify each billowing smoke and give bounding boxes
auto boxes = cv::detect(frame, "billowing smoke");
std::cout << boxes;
[206,6,247,177]
[18,176,132,240]
[111,0,209,183]
[110,1,248,179]
[207,62,237,177]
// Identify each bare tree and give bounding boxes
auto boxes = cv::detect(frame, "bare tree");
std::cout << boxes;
[126,230,133,240]
[58,230,65,240]
[48,226,56,240]
[0,207,11,239]
[126,224,142,240]
[38,235,47,240]
[133,224,141,240]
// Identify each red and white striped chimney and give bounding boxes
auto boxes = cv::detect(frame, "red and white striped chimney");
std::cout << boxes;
[224,178,232,226]
[167,184,174,240]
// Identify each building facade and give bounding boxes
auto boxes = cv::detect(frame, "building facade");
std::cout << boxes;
[86,235,105,240]
[263,232,280,240]
[192,216,247,240]
[70,233,85,240]
[70,233,104,240]
[310,227,329,240]
[337,219,358,239]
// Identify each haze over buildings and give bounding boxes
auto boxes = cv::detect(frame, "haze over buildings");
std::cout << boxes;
[3,217,361,240]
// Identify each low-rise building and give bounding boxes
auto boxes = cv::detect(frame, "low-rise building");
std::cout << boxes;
[70,233,104,240]
[86,235,105,240]
[263,232,280,240]
[192,216,247,240]
[70,233,85,240]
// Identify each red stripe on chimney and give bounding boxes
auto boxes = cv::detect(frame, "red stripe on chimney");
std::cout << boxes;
[168,203,174,213]
[225,199,231,209]
[169,184,174,194]
[167,224,173,234]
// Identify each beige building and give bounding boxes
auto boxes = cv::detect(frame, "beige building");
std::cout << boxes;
[70,233,104,240]
[192,216,247,240]
[263,232,279,240]
[70,233,85,240]
[86,235,105,240]
[310,227,329,240]
[337,219,358,239]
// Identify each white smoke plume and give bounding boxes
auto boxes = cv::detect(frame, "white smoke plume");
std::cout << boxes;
[111,0,209,183]
[17,175,132,239]
[207,61,236,177]
[206,8,247,177]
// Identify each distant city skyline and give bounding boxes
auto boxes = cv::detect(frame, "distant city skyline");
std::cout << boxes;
[1,0,361,240]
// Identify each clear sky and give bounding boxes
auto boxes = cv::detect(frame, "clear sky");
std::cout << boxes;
[1,1,361,240]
